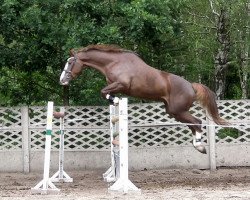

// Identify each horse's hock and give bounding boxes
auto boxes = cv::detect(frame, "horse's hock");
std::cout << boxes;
[0,100,249,172]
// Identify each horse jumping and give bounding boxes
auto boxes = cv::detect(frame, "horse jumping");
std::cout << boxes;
[60,44,227,154]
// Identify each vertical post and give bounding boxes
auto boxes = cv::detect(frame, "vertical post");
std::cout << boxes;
[42,101,54,191]
[31,102,60,194]
[21,106,30,173]
[113,105,120,179]
[103,104,118,182]
[206,112,216,171]
[59,107,65,179]
[109,98,141,194]
[50,107,73,183]
[118,98,129,185]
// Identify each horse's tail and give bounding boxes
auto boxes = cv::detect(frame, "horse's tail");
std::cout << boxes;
[192,83,228,125]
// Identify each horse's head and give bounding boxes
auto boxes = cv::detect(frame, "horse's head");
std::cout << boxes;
[60,49,83,85]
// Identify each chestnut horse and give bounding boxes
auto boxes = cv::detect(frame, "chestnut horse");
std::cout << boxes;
[60,44,227,154]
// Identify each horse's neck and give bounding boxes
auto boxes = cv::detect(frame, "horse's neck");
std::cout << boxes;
[82,60,106,73]
[80,51,115,74]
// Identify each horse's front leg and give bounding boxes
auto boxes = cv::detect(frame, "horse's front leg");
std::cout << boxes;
[101,82,126,104]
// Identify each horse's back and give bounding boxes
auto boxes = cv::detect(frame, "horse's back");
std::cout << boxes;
[113,54,169,100]
[168,74,194,93]
[110,52,195,106]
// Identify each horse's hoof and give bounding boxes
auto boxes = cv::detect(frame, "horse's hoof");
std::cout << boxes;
[195,145,207,154]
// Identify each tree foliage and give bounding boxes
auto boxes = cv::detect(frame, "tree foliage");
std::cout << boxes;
[0,0,249,106]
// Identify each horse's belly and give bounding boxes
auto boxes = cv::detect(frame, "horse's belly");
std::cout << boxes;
[128,83,167,101]
[124,69,169,101]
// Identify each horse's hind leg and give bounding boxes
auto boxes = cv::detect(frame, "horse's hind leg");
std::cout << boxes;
[168,110,207,154]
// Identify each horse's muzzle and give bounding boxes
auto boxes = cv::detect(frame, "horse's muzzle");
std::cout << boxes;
[60,70,71,85]
[60,80,69,86]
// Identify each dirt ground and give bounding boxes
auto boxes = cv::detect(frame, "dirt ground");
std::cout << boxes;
[0,167,250,200]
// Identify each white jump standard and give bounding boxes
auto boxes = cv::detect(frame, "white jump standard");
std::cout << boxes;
[103,102,119,183]
[31,102,60,194]
[103,96,141,194]
[31,103,73,194]
[50,107,73,183]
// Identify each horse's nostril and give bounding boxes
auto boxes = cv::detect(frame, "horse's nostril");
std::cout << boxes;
[60,82,67,86]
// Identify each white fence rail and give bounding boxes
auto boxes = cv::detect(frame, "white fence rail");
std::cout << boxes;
[0,100,249,172]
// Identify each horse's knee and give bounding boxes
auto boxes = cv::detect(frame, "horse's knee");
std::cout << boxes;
[101,90,107,98]
[189,124,202,133]
[167,110,182,121]
[194,118,202,132]
[188,117,202,132]
[165,105,178,118]
[101,87,113,98]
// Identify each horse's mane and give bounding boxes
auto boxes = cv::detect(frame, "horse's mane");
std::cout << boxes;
[77,44,136,54]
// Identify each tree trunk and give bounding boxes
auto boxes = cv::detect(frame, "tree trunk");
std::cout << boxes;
[239,39,249,99]
[63,86,70,106]
[239,2,250,99]
[213,8,230,100]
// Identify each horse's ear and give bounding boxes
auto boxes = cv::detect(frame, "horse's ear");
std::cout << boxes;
[69,49,75,56]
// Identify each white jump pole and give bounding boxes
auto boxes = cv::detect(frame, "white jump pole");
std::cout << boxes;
[50,107,73,183]
[31,102,60,194]
[104,97,141,194]
[103,104,119,182]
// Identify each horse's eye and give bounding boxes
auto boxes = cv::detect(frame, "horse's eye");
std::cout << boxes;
[66,73,71,78]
